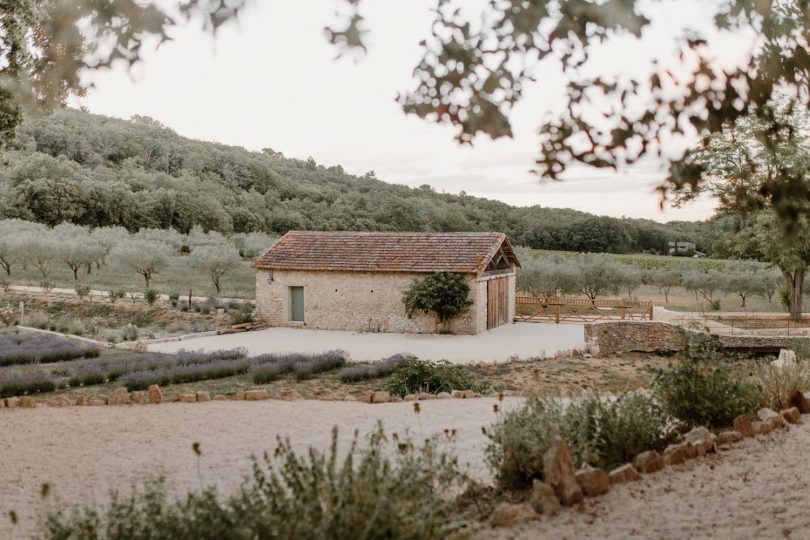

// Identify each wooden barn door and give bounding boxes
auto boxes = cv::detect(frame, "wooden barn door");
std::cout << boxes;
[487,277,509,330]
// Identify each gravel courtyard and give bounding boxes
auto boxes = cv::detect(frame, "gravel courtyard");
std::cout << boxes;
[148,323,586,363]
[3,399,810,539]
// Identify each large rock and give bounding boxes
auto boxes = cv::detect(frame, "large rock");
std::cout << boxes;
[684,427,717,456]
[196,391,211,402]
[542,438,583,506]
[608,464,640,484]
[633,450,664,474]
[244,390,270,401]
[358,391,390,404]
[752,420,768,435]
[451,390,477,399]
[130,391,147,405]
[147,385,163,404]
[4,397,19,409]
[105,388,130,406]
[19,397,36,408]
[530,480,562,515]
[74,395,87,406]
[781,407,801,424]
[717,430,743,446]
[53,397,71,407]
[758,408,786,429]
[436,392,452,399]
[788,389,810,414]
[492,503,536,527]
[774,349,797,367]
[177,393,196,403]
[733,415,755,438]
[574,466,610,497]
[662,442,691,465]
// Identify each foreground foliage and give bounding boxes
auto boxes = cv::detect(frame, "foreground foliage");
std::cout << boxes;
[383,358,489,397]
[486,391,674,490]
[652,335,759,429]
[41,425,476,540]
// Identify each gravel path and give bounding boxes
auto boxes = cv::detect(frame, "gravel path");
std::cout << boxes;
[3,400,809,539]
[148,323,586,363]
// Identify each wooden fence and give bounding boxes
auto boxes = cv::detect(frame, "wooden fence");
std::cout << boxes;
[515,296,654,324]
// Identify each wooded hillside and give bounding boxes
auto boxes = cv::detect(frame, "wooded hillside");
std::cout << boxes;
[0,108,721,254]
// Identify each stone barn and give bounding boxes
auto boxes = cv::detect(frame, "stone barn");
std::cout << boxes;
[254,231,521,334]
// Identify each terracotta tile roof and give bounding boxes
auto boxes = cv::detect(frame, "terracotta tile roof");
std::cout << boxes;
[255,231,520,274]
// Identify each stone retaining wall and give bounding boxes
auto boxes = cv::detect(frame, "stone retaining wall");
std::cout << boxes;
[584,321,685,355]
[585,321,802,355]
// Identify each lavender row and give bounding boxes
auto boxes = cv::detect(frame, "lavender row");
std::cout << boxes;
[338,353,412,383]
[0,332,100,367]
[249,350,347,383]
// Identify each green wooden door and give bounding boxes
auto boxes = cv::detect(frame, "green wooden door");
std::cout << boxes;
[290,286,304,322]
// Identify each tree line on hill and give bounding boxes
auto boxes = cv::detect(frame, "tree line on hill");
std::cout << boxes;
[0,108,720,255]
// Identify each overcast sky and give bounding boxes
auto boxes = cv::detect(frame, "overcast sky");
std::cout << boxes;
[70,0,741,222]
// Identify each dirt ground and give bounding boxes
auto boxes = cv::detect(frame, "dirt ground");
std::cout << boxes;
[30,352,669,406]
[2,399,809,540]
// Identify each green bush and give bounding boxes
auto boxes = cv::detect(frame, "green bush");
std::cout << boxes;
[168,292,180,307]
[108,289,126,303]
[563,392,675,471]
[485,398,564,490]
[402,272,472,332]
[652,334,758,428]
[75,284,91,299]
[383,358,489,397]
[709,299,721,311]
[144,289,158,305]
[41,426,475,540]
[486,392,674,489]
[752,359,810,411]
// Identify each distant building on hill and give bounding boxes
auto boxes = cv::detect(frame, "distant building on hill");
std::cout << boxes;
[254,231,521,334]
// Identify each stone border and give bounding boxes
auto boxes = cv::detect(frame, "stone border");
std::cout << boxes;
[0,386,492,409]
[492,397,809,528]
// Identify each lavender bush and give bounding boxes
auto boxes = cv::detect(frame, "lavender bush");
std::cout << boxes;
[0,331,100,367]
[0,371,58,397]
[249,351,347,384]
[339,353,413,383]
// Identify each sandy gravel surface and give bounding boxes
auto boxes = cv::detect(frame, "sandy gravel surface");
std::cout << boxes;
[0,398,517,539]
[4,400,810,539]
[148,323,586,363]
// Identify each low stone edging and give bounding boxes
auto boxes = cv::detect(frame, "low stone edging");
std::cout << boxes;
[492,399,808,528]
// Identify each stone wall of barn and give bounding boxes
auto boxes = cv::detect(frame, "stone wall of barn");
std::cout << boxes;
[255,269,489,334]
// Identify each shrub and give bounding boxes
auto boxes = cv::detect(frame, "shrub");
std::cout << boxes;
[486,393,674,489]
[339,353,412,383]
[42,426,475,540]
[122,324,139,341]
[486,398,565,489]
[144,289,159,305]
[39,280,54,294]
[230,308,254,325]
[0,277,9,292]
[709,299,721,311]
[652,334,758,428]
[0,305,15,326]
[168,292,180,307]
[108,289,126,303]
[563,392,675,471]
[75,284,91,299]
[292,350,347,381]
[751,359,810,411]
[383,358,489,397]
[402,272,472,332]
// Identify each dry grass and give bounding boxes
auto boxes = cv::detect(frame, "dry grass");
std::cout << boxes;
[31,352,671,405]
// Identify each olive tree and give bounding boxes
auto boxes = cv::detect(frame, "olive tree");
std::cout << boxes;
[682,271,723,303]
[517,257,579,298]
[403,272,472,332]
[721,260,762,307]
[575,254,624,302]
[113,240,173,287]
[191,244,243,294]
[651,268,682,303]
